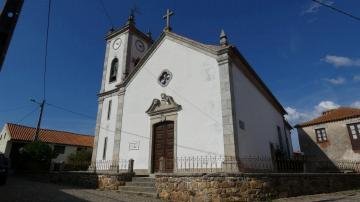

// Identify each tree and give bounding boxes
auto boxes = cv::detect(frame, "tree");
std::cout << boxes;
[18,141,58,171]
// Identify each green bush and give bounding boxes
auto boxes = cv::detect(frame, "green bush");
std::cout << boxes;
[65,149,92,171]
[17,141,58,171]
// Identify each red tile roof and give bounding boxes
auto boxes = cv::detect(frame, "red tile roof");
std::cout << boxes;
[6,123,94,147]
[296,107,360,127]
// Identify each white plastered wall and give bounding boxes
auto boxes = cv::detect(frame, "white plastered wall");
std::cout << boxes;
[120,37,224,170]
[231,63,287,157]
[95,95,119,161]
[0,125,11,157]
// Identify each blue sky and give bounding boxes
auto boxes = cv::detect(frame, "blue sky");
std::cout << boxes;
[0,0,359,151]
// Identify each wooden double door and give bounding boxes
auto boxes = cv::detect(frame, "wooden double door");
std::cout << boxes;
[152,121,174,173]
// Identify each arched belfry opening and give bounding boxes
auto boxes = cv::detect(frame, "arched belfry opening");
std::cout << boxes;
[109,58,118,82]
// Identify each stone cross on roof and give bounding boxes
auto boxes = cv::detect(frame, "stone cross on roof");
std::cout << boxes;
[163,9,174,31]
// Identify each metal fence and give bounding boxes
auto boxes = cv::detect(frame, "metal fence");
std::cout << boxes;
[53,159,130,172]
[58,155,360,174]
[174,156,274,173]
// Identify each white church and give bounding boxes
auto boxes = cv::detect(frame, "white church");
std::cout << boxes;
[91,10,293,174]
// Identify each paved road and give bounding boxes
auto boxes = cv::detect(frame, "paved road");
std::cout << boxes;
[2,176,360,202]
[0,175,160,202]
[275,190,360,202]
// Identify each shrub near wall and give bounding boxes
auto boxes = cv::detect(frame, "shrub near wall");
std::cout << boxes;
[155,173,360,202]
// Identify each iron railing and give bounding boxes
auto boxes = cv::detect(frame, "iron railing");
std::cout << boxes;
[57,155,360,174]
[159,156,295,173]
[53,159,130,172]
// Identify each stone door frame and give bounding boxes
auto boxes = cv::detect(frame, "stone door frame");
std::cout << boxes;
[145,93,181,173]
[149,114,178,173]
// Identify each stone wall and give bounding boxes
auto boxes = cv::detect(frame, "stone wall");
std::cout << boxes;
[20,171,133,190]
[155,173,360,201]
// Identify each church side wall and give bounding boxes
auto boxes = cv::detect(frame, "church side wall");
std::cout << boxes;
[95,95,119,161]
[230,62,287,157]
[120,38,224,170]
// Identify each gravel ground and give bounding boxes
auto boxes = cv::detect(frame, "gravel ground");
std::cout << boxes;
[0,175,161,202]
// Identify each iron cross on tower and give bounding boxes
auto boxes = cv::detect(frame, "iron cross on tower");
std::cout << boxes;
[163,9,174,31]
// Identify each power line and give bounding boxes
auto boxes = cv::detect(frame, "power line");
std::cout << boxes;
[98,0,115,29]
[0,104,32,113]
[43,0,52,100]
[16,106,39,124]
[46,103,95,119]
[311,0,360,22]
[46,102,222,155]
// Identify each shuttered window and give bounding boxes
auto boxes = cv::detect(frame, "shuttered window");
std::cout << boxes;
[347,123,360,150]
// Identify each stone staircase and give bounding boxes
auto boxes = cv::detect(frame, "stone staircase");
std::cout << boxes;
[117,176,158,198]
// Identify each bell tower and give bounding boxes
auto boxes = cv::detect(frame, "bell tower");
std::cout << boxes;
[91,14,153,165]
[100,14,153,94]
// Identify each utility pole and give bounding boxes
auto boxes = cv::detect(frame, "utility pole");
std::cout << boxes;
[0,0,24,71]
[31,99,45,141]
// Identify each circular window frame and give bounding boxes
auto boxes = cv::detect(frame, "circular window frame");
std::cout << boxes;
[157,69,173,87]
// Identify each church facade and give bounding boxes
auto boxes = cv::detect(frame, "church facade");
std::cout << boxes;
[91,13,292,174]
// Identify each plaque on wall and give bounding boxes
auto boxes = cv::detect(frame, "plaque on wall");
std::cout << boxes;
[129,141,140,150]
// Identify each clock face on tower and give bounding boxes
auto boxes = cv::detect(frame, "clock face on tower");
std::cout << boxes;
[135,40,145,52]
[112,38,122,50]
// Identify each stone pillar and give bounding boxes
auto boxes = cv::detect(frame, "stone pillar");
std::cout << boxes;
[217,52,240,171]
[89,98,104,171]
[100,41,111,92]
[111,87,126,171]
[128,159,134,174]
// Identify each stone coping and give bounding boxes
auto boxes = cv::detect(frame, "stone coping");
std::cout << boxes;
[49,171,133,176]
[155,172,360,177]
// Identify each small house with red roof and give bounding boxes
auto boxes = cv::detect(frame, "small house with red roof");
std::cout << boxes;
[0,123,94,166]
[296,107,360,162]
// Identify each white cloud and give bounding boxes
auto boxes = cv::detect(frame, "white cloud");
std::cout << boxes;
[351,101,360,108]
[324,77,346,85]
[286,101,340,125]
[322,55,360,67]
[285,107,310,123]
[315,101,340,114]
[302,0,334,14]
[354,75,360,82]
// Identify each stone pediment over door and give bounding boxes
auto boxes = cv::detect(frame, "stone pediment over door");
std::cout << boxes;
[146,93,182,116]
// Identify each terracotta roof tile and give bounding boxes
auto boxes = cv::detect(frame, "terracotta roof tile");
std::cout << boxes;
[6,123,94,147]
[297,107,360,127]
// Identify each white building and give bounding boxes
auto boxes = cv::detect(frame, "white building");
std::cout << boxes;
[91,12,292,174]
[0,123,93,166]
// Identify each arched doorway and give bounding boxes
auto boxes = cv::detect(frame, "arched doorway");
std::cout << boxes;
[152,121,174,173]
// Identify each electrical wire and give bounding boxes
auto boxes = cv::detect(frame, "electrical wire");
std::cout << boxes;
[0,104,32,113]
[46,102,222,155]
[43,0,52,100]
[98,0,115,29]
[311,0,360,22]
[16,106,39,124]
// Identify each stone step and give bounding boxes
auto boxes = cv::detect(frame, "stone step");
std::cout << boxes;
[116,190,158,198]
[126,181,155,187]
[132,177,155,183]
[118,185,156,193]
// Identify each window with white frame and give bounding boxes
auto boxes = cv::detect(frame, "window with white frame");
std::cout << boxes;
[315,128,328,143]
